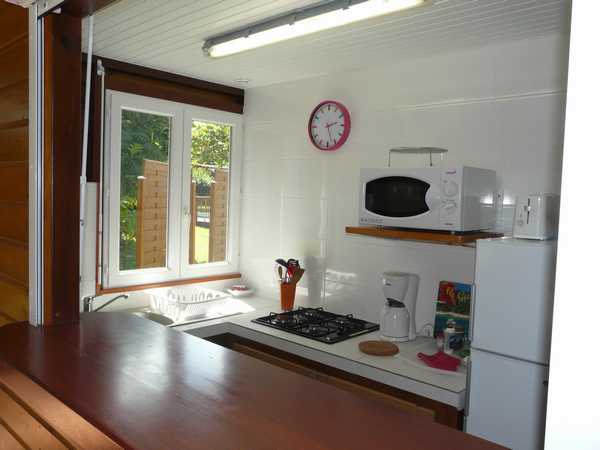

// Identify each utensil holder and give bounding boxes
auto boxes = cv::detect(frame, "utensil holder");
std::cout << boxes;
[280,282,296,311]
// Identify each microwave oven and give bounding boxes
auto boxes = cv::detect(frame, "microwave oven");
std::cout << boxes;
[359,166,497,232]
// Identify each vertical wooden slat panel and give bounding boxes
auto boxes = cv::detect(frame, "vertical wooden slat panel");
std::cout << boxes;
[137,160,168,268]
[208,168,228,262]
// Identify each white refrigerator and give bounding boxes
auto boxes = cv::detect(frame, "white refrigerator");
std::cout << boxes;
[465,238,557,450]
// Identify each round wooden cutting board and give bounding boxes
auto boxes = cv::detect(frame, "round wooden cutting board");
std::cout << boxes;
[358,340,399,356]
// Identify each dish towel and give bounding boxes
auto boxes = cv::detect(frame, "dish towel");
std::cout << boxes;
[417,351,462,372]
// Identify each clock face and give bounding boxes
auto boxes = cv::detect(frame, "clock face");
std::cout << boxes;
[308,101,351,151]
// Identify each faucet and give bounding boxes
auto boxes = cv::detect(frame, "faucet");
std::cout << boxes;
[82,294,129,313]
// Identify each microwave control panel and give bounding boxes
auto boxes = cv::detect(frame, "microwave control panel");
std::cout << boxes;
[440,170,461,227]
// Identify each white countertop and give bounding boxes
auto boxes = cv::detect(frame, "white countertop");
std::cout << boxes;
[173,295,467,409]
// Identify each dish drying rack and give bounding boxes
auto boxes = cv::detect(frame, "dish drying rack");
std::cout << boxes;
[146,285,230,322]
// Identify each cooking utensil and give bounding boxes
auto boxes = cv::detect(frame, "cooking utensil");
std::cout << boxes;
[289,268,305,285]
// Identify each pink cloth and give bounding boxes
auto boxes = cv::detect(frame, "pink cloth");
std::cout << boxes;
[417,351,462,372]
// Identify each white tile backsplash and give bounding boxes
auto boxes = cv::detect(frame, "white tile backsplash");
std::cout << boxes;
[239,34,568,330]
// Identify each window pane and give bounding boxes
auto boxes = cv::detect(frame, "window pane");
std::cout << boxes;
[188,121,231,265]
[120,109,171,271]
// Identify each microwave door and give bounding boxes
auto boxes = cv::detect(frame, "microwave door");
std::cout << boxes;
[363,175,441,229]
[364,176,438,218]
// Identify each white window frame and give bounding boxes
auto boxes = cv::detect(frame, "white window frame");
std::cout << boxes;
[180,106,243,279]
[102,90,242,289]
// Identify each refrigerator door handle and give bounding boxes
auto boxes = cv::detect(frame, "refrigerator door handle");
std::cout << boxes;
[469,283,477,342]
[464,358,472,418]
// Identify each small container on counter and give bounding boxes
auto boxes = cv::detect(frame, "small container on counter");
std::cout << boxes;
[443,320,456,354]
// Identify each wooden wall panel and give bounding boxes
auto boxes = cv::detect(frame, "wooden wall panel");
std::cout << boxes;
[0,281,27,326]
[0,124,28,161]
[0,3,27,51]
[0,241,27,288]
[0,162,27,203]
[0,2,28,327]
[0,37,27,89]
[0,81,28,124]
[0,203,27,245]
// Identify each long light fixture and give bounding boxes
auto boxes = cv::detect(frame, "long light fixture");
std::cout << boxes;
[203,0,427,58]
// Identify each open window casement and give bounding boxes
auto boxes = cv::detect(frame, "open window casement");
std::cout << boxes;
[102,90,243,290]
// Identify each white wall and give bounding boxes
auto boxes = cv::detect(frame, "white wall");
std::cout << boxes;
[240,34,569,329]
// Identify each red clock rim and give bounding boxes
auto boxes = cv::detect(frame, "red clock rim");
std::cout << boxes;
[308,100,351,151]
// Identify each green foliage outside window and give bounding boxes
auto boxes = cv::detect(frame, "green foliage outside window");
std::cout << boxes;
[191,121,231,190]
[118,110,231,270]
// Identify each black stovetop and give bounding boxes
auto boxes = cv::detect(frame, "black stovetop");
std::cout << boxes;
[252,307,379,344]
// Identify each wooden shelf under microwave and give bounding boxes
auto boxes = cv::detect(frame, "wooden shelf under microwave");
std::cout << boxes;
[345,226,503,246]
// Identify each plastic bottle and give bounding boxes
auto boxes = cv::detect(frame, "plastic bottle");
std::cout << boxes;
[443,320,456,355]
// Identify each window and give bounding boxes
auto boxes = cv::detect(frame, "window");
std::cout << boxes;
[103,91,242,288]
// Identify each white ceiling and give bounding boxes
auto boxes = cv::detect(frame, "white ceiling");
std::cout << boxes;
[85,0,571,88]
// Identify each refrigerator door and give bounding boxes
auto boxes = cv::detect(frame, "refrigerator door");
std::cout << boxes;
[466,349,549,450]
[473,238,557,364]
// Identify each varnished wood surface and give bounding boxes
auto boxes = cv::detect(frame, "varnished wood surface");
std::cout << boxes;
[0,314,506,450]
[43,13,82,325]
[63,0,121,17]
[346,226,503,246]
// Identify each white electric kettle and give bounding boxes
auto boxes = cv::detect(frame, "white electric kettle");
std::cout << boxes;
[380,272,419,342]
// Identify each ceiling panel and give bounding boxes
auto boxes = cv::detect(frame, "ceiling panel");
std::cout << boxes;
[85,0,571,88]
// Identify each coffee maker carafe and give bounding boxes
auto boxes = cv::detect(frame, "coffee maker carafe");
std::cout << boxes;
[380,272,419,342]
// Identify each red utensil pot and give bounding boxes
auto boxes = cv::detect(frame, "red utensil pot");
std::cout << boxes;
[280,282,296,311]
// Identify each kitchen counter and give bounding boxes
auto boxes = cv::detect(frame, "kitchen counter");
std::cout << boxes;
[0,313,504,450]
[176,296,467,409]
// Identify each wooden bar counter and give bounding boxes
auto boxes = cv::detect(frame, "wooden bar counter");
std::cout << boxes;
[0,313,506,450]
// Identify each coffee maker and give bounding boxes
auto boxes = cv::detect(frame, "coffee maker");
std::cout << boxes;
[380,272,419,342]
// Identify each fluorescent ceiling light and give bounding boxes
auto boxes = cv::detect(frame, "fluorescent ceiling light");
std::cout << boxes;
[204,0,426,58]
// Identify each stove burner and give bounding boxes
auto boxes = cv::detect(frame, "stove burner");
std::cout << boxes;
[253,308,379,344]
[269,313,307,328]
[301,324,333,337]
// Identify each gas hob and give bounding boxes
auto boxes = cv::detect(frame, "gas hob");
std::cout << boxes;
[252,307,379,344]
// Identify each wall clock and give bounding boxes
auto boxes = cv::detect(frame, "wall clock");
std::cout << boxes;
[308,100,351,151]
